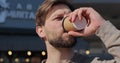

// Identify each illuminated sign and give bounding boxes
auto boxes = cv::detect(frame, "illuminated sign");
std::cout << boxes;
[0,0,40,23]
[0,0,43,29]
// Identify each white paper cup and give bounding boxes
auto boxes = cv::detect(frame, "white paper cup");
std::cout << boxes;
[62,17,87,32]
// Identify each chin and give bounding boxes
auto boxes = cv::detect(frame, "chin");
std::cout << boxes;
[49,33,76,48]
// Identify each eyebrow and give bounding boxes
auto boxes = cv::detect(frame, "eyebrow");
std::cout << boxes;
[53,11,71,17]
[54,13,64,17]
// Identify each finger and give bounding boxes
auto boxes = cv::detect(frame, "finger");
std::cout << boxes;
[78,7,91,16]
[71,13,77,22]
[68,31,84,37]
[78,9,83,21]
[72,9,80,22]
[67,13,72,22]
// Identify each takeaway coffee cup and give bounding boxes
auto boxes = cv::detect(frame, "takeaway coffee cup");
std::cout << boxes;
[62,17,87,32]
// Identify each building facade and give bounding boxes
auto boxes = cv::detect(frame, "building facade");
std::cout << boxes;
[0,0,120,63]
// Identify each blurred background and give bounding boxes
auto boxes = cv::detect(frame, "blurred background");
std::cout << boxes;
[0,0,120,63]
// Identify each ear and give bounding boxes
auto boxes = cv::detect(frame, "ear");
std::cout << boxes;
[36,26,45,38]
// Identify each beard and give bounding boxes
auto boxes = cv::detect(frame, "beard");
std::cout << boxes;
[48,35,77,48]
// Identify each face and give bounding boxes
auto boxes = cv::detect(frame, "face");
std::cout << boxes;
[42,4,76,48]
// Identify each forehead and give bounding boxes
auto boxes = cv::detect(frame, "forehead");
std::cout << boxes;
[47,4,71,18]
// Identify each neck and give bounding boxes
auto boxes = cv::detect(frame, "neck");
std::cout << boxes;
[45,42,74,63]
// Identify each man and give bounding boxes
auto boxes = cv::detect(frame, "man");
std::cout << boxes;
[35,0,120,63]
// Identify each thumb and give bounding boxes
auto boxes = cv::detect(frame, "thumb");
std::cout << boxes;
[68,31,84,37]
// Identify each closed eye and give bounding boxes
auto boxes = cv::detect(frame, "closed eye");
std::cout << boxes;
[54,16,63,21]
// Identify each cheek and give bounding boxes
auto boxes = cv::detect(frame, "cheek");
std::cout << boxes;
[44,22,63,39]
[46,21,62,31]
[55,22,63,30]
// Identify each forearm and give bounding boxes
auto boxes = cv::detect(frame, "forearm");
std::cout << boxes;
[95,21,120,62]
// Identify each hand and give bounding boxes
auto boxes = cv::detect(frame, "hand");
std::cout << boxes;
[67,7,106,37]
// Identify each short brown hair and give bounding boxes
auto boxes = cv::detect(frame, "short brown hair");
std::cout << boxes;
[35,0,74,26]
